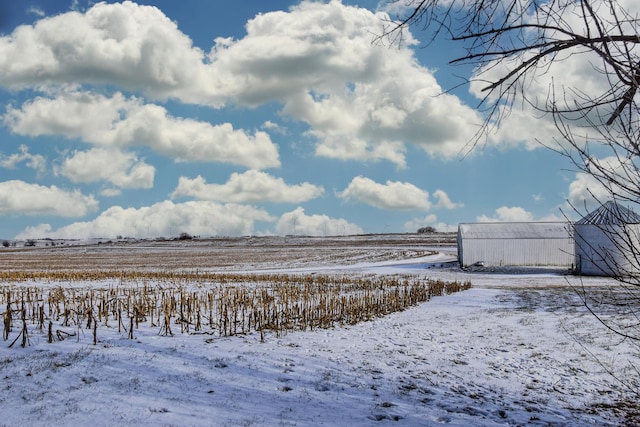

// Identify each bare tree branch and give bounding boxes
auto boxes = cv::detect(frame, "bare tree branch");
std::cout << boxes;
[378,0,640,369]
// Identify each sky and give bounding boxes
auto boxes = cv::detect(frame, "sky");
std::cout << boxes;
[0,0,616,240]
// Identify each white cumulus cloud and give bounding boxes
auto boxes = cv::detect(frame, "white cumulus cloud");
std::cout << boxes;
[0,1,217,104]
[477,206,535,222]
[433,189,463,210]
[171,171,324,203]
[0,1,484,165]
[564,155,639,212]
[473,1,640,152]
[226,1,481,164]
[58,147,155,189]
[0,180,98,217]
[0,144,46,173]
[275,207,362,236]
[3,91,280,169]
[100,188,122,198]
[567,172,608,209]
[338,176,431,210]
[16,200,275,239]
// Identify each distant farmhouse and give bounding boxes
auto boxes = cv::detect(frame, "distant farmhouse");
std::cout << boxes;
[457,201,640,277]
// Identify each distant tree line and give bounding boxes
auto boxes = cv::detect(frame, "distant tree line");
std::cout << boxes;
[417,226,437,234]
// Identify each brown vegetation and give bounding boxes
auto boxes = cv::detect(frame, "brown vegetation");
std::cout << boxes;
[0,270,470,346]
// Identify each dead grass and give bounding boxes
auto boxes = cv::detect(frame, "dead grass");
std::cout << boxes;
[0,270,470,345]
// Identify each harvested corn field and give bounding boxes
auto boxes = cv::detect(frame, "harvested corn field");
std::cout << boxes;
[0,270,469,345]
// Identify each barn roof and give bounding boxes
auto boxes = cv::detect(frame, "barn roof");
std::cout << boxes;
[576,201,640,225]
[458,222,571,239]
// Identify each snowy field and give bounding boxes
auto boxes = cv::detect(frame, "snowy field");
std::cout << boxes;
[0,235,639,426]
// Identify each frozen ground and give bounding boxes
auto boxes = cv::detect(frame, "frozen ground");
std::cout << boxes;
[0,236,638,426]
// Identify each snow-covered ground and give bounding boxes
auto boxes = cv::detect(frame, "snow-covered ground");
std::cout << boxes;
[0,238,638,426]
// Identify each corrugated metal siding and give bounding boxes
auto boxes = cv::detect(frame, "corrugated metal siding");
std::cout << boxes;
[458,222,571,239]
[458,222,575,267]
[575,224,640,276]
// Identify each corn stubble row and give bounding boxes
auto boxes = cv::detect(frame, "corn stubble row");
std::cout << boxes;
[0,270,471,347]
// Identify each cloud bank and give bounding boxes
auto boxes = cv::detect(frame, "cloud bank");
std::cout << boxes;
[275,207,362,236]
[0,1,484,167]
[338,176,431,210]
[58,147,155,189]
[171,171,324,203]
[0,180,98,217]
[4,91,280,169]
[0,145,46,173]
[17,201,274,240]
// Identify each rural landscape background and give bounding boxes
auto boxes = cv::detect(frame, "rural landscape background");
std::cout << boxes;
[0,234,638,426]
[2,1,640,425]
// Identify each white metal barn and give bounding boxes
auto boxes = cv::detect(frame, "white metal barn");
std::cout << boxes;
[457,222,574,268]
[574,201,640,276]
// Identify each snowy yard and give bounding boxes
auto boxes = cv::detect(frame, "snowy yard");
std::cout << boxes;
[0,236,638,426]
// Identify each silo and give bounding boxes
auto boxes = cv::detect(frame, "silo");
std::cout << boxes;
[574,201,640,276]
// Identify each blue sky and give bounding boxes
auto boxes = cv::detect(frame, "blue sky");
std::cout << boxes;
[0,0,603,239]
